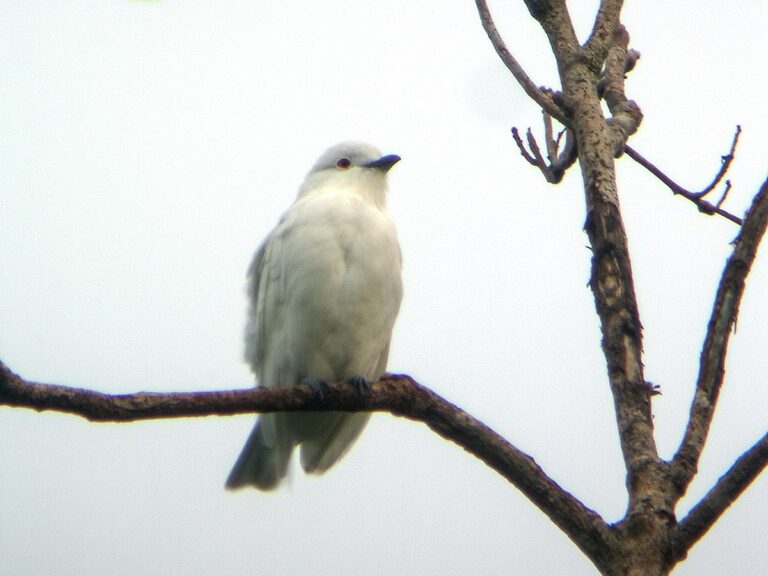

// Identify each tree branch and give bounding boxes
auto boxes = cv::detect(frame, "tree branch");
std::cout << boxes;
[0,360,616,563]
[624,126,743,225]
[584,0,625,63]
[506,0,658,520]
[474,0,566,124]
[671,177,768,495]
[560,42,658,522]
[511,112,577,184]
[522,0,581,73]
[600,23,643,156]
[672,431,768,561]
[474,0,764,572]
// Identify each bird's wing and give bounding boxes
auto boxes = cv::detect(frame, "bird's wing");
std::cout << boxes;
[373,339,392,379]
[243,227,287,377]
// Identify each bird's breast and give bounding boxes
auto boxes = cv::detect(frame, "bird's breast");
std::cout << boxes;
[270,190,401,379]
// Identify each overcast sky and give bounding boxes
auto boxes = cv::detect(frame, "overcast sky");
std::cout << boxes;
[1,2,766,575]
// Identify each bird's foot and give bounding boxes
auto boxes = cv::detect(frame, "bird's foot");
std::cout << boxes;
[346,375,372,396]
[302,378,331,402]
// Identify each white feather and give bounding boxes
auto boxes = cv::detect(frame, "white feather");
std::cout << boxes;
[226,142,403,490]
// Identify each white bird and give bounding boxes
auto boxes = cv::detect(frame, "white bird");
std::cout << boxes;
[226,142,403,490]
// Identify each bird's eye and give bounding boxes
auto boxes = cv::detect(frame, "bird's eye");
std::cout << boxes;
[336,158,352,169]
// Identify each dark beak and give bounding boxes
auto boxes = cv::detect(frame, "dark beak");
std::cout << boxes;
[364,154,401,172]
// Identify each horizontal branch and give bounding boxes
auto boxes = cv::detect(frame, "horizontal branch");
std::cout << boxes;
[0,362,341,421]
[671,176,768,495]
[672,431,768,561]
[0,360,616,563]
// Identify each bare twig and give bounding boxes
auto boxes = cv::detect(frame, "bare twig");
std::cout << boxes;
[474,0,566,124]
[512,126,540,166]
[543,110,577,174]
[511,112,577,183]
[526,127,546,166]
[715,181,733,210]
[544,111,558,162]
[0,359,617,563]
[554,129,576,175]
[625,126,744,225]
[672,431,768,560]
[671,177,768,496]
[694,126,741,198]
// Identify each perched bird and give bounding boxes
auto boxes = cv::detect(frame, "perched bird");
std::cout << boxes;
[226,142,403,490]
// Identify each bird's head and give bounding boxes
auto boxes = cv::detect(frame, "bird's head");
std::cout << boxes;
[298,142,400,206]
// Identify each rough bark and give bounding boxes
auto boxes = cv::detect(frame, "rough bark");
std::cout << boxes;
[477,1,768,575]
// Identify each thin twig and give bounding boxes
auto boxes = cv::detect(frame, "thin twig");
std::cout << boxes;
[511,113,577,184]
[624,126,744,225]
[695,126,741,198]
[552,127,577,177]
[671,177,768,496]
[475,0,566,124]
[512,127,539,167]
[715,181,733,209]
[543,111,575,174]
[544,110,558,163]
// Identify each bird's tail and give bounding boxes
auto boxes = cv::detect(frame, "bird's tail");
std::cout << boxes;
[225,415,293,490]
[300,412,371,474]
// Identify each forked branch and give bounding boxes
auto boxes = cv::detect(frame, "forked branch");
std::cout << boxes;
[511,111,577,183]
[625,127,743,225]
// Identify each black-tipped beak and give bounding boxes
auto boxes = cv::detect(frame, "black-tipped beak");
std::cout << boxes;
[364,154,401,172]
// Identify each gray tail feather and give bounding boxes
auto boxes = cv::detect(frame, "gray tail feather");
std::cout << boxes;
[225,418,293,491]
[300,412,370,474]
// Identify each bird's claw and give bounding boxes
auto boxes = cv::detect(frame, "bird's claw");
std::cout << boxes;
[346,375,372,396]
[303,378,331,401]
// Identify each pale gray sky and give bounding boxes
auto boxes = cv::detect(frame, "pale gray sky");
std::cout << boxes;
[1,2,766,575]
